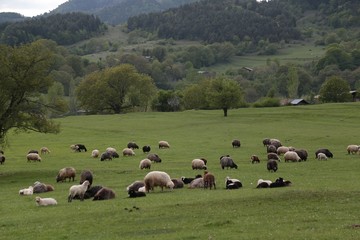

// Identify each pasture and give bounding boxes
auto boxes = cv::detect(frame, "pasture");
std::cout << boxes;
[1,103,360,240]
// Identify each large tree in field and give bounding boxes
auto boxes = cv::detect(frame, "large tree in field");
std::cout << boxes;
[0,40,64,146]
[76,64,157,113]
[318,76,351,103]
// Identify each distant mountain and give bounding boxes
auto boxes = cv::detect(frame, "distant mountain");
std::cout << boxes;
[0,12,27,23]
[51,0,200,25]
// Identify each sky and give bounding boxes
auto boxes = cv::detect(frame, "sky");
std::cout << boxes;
[0,0,68,17]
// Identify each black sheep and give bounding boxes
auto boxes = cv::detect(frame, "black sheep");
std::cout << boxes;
[232,139,241,148]
[142,145,151,153]
[181,174,202,184]
[295,149,308,161]
[128,189,146,198]
[0,155,5,165]
[75,144,87,152]
[267,159,278,172]
[269,177,291,188]
[225,180,242,189]
[100,152,112,161]
[80,170,93,187]
[315,148,333,158]
[127,142,139,150]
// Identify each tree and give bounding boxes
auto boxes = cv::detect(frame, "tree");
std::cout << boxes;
[318,76,351,103]
[0,40,63,146]
[206,77,244,117]
[76,64,157,113]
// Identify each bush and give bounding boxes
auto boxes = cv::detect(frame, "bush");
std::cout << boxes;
[252,97,280,108]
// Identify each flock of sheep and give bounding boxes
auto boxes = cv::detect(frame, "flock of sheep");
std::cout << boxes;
[7,138,360,207]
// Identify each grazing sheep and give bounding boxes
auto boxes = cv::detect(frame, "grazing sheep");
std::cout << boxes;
[317,152,328,161]
[256,179,272,188]
[106,147,117,154]
[232,139,241,148]
[267,153,281,162]
[91,149,100,158]
[56,167,76,182]
[267,159,278,172]
[126,181,145,192]
[203,171,216,190]
[294,149,308,161]
[158,140,170,149]
[181,174,202,184]
[315,148,333,158]
[144,171,174,192]
[225,176,242,189]
[0,155,5,164]
[139,159,152,169]
[100,151,112,161]
[127,142,139,149]
[251,155,260,164]
[192,159,207,170]
[27,153,41,162]
[284,151,301,162]
[111,151,120,158]
[171,178,184,189]
[269,139,282,149]
[40,147,50,154]
[28,149,39,154]
[266,145,277,154]
[122,148,135,156]
[277,146,290,155]
[75,144,87,152]
[68,180,90,202]
[147,153,161,163]
[70,144,79,152]
[142,145,151,153]
[128,189,146,198]
[269,177,292,188]
[19,186,33,195]
[189,178,204,189]
[93,187,116,201]
[80,170,93,187]
[220,155,238,169]
[35,197,57,206]
[262,138,271,146]
[347,145,360,154]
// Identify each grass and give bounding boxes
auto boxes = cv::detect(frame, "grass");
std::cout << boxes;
[1,103,360,239]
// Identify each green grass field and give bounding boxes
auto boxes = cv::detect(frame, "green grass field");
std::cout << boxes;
[1,103,360,240]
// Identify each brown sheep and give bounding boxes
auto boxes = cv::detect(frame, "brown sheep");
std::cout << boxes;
[251,155,260,164]
[203,171,216,190]
[56,167,76,182]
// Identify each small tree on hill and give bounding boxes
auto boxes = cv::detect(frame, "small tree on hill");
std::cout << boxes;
[318,76,351,103]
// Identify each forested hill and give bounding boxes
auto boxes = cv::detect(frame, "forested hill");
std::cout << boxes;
[0,13,27,23]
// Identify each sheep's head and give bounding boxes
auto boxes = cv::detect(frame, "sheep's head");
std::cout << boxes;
[35,197,41,203]
[167,181,175,190]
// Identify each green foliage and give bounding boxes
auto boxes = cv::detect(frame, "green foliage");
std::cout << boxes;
[253,97,280,108]
[318,76,351,103]
[316,44,355,72]
[152,90,182,112]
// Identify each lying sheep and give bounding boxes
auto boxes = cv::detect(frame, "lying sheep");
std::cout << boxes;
[192,159,207,170]
[127,142,139,149]
[91,149,100,158]
[33,181,54,193]
[203,171,216,190]
[269,177,292,188]
[128,189,146,198]
[158,140,170,149]
[56,167,76,182]
[347,145,360,154]
[317,152,328,161]
[142,145,151,153]
[35,196,57,206]
[284,151,301,162]
[181,174,202,184]
[147,153,161,163]
[40,147,50,154]
[171,178,184,189]
[232,139,241,148]
[315,148,333,158]
[256,179,272,188]
[122,148,135,156]
[70,144,79,152]
[251,155,260,164]
[73,185,103,200]
[93,187,116,201]
[126,181,145,192]
[220,155,238,169]
[144,171,174,192]
[19,186,33,195]
[267,153,281,161]
[80,170,93,187]
[27,153,41,162]
[267,159,278,172]
[68,180,90,202]
[189,178,204,189]
[139,159,152,169]
[225,176,242,189]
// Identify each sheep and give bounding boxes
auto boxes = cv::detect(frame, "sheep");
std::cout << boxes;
[40,147,50,154]
[220,155,238,169]
[225,176,242,189]
[0,155,5,164]
[192,159,207,170]
[256,179,272,188]
[35,197,57,206]
[128,189,146,198]
[19,186,33,195]
[267,159,278,172]
[80,170,93,187]
[317,152,328,161]
[251,155,260,164]
[269,177,292,188]
[122,148,135,156]
[126,181,145,192]
[106,147,117,154]
[111,151,120,158]
[33,181,54,193]
[232,139,241,148]
[347,145,360,154]
[75,144,87,152]
[68,180,90,202]
[144,171,174,192]
[315,148,333,158]
[91,149,100,158]
[73,185,103,200]
[284,151,301,162]
[100,151,112,161]
[171,178,184,189]
[56,167,76,182]
[158,140,170,149]
[276,146,290,155]
[294,149,308,161]
[181,174,202,184]
[267,153,281,161]
[28,149,39,154]
[203,171,216,190]
[189,178,204,189]
[93,187,116,201]
[147,153,161,163]
[266,145,277,154]
[127,142,139,150]
[27,153,41,162]
[139,159,152,169]
[269,139,282,149]
[142,145,151,153]
[70,144,79,152]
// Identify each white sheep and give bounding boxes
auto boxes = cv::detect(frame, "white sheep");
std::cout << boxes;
[122,148,135,156]
[27,153,41,162]
[139,159,152,169]
[317,152,328,160]
[68,180,90,202]
[276,146,290,155]
[191,159,207,170]
[106,147,117,154]
[347,145,360,154]
[284,151,301,162]
[40,147,50,154]
[91,149,100,158]
[19,186,33,195]
[144,171,174,192]
[35,196,57,206]
[158,140,170,149]
[188,178,204,189]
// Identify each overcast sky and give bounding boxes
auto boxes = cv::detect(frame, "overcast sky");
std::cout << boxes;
[0,0,68,17]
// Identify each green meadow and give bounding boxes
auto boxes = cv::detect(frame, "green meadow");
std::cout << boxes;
[1,103,360,240]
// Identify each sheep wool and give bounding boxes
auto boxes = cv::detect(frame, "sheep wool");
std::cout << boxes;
[68,180,90,202]
[35,197,57,206]
[144,171,174,192]
[191,159,207,170]
[139,159,152,169]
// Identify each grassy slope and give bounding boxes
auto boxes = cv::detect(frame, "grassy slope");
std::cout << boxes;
[1,103,360,239]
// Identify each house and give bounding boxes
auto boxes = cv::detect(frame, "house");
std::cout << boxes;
[290,99,309,105]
